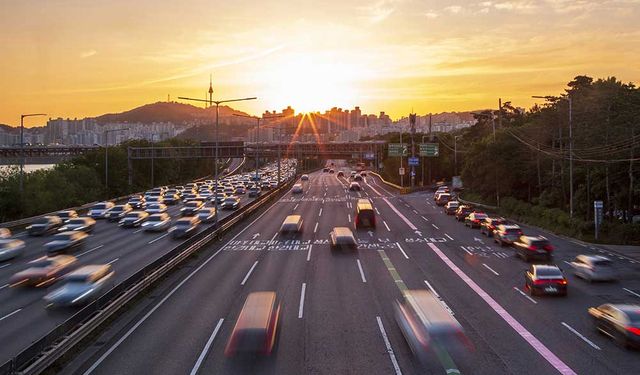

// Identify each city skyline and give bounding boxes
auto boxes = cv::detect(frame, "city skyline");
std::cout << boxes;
[2,1,640,126]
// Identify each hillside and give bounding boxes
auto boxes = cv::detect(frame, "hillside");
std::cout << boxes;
[94,101,251,125]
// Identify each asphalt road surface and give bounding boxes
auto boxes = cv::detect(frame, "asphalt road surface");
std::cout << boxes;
[59,166,640,375]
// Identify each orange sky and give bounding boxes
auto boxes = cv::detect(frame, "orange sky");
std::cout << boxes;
[1,0,639,126]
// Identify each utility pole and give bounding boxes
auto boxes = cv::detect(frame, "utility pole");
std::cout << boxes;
[410,113,416,188]
[454,135,462,176]
[19,113,47,195]
[104,128,129,193]
[178,94,256,225]
[568,95,574,219]
[234,113,285,181]
[400,127,404,187]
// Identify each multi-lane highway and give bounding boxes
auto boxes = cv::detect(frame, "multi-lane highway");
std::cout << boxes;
[0,160,289,366]
[54,164,640,375]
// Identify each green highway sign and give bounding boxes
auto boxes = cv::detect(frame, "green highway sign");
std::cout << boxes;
[419,143,439,157]
[388,143,408,157]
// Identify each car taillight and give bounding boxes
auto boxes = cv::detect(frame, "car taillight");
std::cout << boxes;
[528,245,537,251]
[555,279,567,285]
[543,245,554,251]
[473,219,480,223]
[627,327,640,336]
[533,279,547,285]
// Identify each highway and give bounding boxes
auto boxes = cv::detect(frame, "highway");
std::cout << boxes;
[0,159,283,366]
[49,163,640,375]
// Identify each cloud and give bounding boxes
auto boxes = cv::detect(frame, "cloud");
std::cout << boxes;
[364,1,400,23]
[425,10,439,18]
[80,50,97,58]
[444,5,463,13]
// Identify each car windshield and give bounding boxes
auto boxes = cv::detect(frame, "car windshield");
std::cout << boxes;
[93,204,107,209]
[33,218,50,224]
[594,259,612,266]
[626,311,640,324]
[68,219,85,225]
[531,239,549,247]
[125,213,140,218]
[148,216,164,222]
[54,234,73,241]
[536,268,562,277]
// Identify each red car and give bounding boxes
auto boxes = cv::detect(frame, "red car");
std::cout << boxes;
[10,255,78,287]
[454,205,474,222]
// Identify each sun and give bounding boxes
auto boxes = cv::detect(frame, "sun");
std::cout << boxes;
[264,54,358,113]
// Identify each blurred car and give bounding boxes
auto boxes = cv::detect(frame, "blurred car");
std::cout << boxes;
[27,216,63,236]
[360,171,368,177]
[163,193,181,205]
[142,213,171,232]
[330,227,357,250]
[395,290,470,364]
[570,255,618,282]
[235,186,246,195]
[248,186,262,198]
[464,212,488,229]
[433,186,450,200]
[145,195,164,205]
[336,170,343,177]
[479,217,506,237]
[323,167,330,172]
[182,193,198,203]
[181,200,204,216]
[119,211,149,228]
[9,255,78,287]
[89,202,115,219]
[524,264,567,296]
[106,204,133,222]
[514,235,554,262]
[221,196,241,210]
[171,216,201,239]
[146,203,168,215]
[493,224,522,246]
[44,264,114,308]
[355,198,376,229]
[435,193,451,206]
[329,169,335,174]
[45,231,88,254]
[224,291,281,357]
[58,217,96,233]
[454,205,474,222]
[57,210,79,224]
[127,196,146,209]
[353,174,363,182]
[212,193,227,204]
[349,182,361,191]
[292,184,303,194]
[198,208,217,223]
[589,304,640,348]
[0,238,26,261]
[280,215,303,235]
[444,201,460,215]
[301,174,309,181]
[269,180,278,189]
[0,227,12,239]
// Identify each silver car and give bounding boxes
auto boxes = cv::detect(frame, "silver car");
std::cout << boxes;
[197,208,217,223]
[0,238,26,261]
[88,202,115,219]
[571,255,618,282]
[142,213,171,232]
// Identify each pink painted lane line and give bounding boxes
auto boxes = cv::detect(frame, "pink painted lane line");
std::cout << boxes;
[427,243,576,375]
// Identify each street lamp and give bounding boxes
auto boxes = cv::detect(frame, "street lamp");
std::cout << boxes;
[532,94,573,218]
[234,113,285,182]
[104,128,129,192]
[178,95,257,225]
[454,135,463,176]
[19,113,47,194]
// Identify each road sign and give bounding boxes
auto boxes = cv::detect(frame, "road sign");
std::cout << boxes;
[388,143,408,157]
[419,143,439,157]
[399,167,405,176]
[408,157,420,166]
[364,152,375,160]
[410,170,416,177]
[594,200,604,240]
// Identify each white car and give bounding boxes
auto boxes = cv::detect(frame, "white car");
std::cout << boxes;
[292,184,303,194]
[146,203,168,215]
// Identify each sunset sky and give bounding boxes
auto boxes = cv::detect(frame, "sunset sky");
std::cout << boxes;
[1,0,639,126]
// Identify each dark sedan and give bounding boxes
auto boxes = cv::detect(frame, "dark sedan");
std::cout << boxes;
[106,204,133,222]
[171,217,201,239]
[589,304,640,348]
[524,264,567,296]
[27,216,63,236]
[221,196,241,210]
[119,211,149,228]
[181,200,204,216]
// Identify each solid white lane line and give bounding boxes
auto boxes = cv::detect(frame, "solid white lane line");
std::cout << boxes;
[0,284,9,290]
[513,286,537,304]
[445,233,454,240]
[77,244,104,257]
[426,244,575,375]
[460,246,473,255]
[396,243,409,259]
[383,221,391,232]
[432,223,439,230]
[623,287,640,298]
[307,245,313,261]
[148,233,169,244]
[82,197,281,375]
[271,232,278,241]
[0,264,11,270]
[412,209,419,214]
[107,258,119,265]
[376,316,402,375]
[293,203,299,210]
[348,214,352,223]
[561,322,601,350]
[0,308,21,322]
[189,318,224,375]
[298,283,307,319]
[240,261,259,286]
[375,207,381,215]
[313,222,319,233]
[482,263,500,276]
[382,198,417,230]
[133,228,144,233]
[421,215,429,222]
[357,259,367,283]
[319,208,323,217]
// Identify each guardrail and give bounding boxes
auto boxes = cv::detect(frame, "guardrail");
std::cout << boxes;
[368,171,407,193]
[1,175,295,375]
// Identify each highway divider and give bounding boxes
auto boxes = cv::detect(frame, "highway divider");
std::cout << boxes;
[0,170,293,375]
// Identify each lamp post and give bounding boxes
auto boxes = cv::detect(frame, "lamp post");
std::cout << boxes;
[178,95,257,224]
[421,135,427,186]
[454,135,463,176]
[234,113,285,182]
[104,128,129,192]
[19,113,47,195]
[532,94,573,218]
